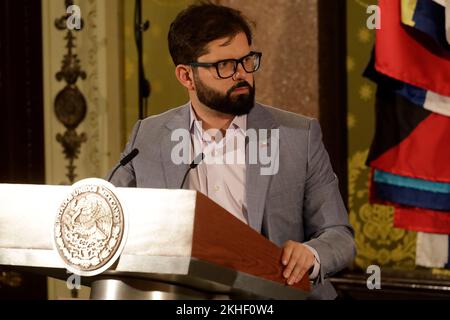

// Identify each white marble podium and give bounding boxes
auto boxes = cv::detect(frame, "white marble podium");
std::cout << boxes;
[0,183,310,300]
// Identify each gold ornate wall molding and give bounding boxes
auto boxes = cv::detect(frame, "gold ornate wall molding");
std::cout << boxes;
[85,0,101,177]
[42,0,124,186]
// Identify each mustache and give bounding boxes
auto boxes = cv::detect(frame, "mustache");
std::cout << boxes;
[227,81,252,95]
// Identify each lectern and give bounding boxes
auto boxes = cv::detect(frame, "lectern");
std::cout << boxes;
[0,182,310,300]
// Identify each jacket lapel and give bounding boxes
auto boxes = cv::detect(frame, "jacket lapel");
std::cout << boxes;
[160,103,191,189]
[159,102,278,233]
[246,104,277,233]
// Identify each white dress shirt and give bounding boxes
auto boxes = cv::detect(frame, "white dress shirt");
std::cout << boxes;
[187,105,248,224]
[187,105,320,280]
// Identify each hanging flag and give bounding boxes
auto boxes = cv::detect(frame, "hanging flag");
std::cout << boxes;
[366,0,450,263]
[366,86,450,183]
[423,91,450,116]
[372,169,450,212]
[447,0,450,44]
[416,232,450,268]
[370,109,450,182]
[374,170,450,194]
[401,0,418,27]
[372,181,450,211]
[435,0,450,44]
[433,0,445,6]
[369,170,450,232]
[376,0,450,96]
[394,205,450,234]
[364,53,450,116]
[410,0,450,51]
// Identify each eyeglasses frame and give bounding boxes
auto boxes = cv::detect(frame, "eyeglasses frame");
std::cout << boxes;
[189,51,262,79]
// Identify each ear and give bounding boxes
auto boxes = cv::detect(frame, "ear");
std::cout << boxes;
[175,65,195,91]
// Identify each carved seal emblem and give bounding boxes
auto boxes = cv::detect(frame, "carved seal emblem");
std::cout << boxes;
[54,179,127,276]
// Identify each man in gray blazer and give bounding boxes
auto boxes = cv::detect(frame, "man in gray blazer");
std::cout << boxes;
[110,3,355,300]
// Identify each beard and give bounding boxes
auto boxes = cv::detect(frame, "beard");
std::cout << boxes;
[193,76,255,116]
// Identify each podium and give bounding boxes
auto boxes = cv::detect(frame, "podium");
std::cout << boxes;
[0,183,310,300]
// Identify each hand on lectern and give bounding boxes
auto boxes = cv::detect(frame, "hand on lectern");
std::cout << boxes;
[281,240,315,286]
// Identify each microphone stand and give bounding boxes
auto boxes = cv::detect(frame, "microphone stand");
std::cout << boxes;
[134,0,151,120]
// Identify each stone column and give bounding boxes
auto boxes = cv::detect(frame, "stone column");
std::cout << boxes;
[217,0,319,118]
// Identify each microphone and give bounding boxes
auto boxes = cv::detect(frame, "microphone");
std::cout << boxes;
[179,153,205,189]
[107,148,140,182]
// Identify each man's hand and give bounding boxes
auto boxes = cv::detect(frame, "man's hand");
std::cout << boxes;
[281,240,315,285]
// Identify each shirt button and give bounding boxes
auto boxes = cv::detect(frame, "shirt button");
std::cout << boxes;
[214,185,220,192]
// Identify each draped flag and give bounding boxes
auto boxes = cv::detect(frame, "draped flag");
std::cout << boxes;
[371,171,450,235]
[401,0,418,27]
[446,0,450,44]
[364,0,450,267]
[364,52,450,117]
[373,171,450,212]
[374,170,450,194]
[416,232,450,268]
[401,0,450,52]
[365,85,450,183]
[376,0,450,96]
[365,85,450,235]
[430,0,450,45]
[394,205,450,234]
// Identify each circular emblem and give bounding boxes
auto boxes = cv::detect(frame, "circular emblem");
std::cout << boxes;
[54,178,127,276]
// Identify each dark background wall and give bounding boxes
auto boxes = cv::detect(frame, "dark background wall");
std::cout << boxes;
[0,0,47,299]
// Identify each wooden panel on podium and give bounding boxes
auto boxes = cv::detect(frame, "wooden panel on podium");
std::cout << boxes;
[192,192,310,292]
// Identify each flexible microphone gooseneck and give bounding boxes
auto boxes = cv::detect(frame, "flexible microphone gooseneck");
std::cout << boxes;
[107,148,140,182]
[179,153,205,189]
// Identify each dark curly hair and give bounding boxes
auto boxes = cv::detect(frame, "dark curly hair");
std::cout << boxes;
[168,2,253,66]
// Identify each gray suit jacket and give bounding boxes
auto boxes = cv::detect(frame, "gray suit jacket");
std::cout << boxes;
[110,102,356,300]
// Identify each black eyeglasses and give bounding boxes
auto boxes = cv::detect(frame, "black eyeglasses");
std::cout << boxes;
[189,51,262,79]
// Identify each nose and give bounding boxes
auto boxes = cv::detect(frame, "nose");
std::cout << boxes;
[232,62,247,81]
